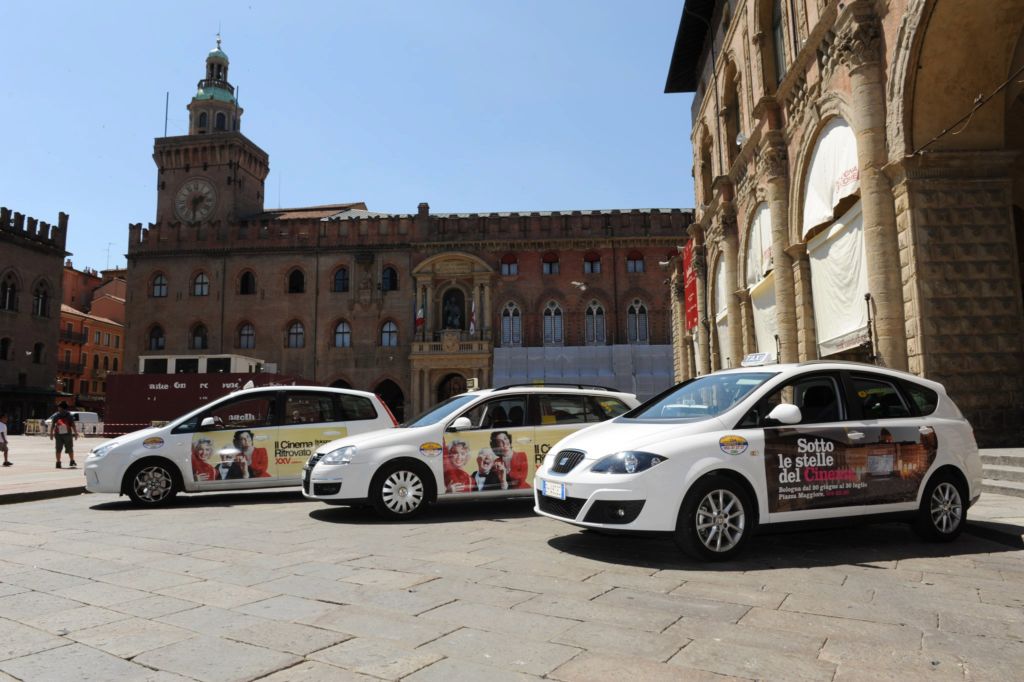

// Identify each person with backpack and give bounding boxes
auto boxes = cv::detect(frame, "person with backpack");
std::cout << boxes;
[49,402,78,468]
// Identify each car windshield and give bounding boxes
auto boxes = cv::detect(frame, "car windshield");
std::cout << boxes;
[403,394,479,428]
[627,372,778,421]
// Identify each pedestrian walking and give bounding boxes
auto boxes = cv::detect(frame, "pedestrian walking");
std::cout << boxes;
[0,414,11,466]
[49,402,78,468]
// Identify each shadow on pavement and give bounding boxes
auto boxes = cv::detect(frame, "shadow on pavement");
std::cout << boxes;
[309,496,537,525]
[89,488,311,510]
[545,520,1024,571]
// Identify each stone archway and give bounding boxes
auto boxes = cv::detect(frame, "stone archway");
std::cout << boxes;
[374,379,405,423]
[436,373,466,403]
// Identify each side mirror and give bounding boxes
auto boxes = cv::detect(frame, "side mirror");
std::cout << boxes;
[200,416,222,430]
[447,417,472,432]
[766,403,802,425]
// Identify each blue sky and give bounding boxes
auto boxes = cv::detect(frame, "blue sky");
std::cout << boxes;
[1,0,694,272]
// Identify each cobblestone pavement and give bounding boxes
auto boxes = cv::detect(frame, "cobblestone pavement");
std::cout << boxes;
[0,491,1022,681]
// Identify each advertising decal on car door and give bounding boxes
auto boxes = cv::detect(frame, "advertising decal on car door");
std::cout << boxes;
[762,426,937,512]
[191,427,343,482]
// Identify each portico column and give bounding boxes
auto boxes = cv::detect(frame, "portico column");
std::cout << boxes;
[835,1,907,369]
[688,224,711,375]
[758,135,798,363]
[483,282,492,338]
[736,289,756,355]
[425,282,435,338]
[719,216,743,369]
[785,243,817,360]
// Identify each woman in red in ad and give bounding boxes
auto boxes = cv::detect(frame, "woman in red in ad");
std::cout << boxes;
[490,430,530,489]
[191,437,216,482]
[444,438,473,493]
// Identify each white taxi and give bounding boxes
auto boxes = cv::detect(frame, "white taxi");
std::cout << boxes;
[303,384,639,518]
[85,386,396,505]
[534,361,982,561]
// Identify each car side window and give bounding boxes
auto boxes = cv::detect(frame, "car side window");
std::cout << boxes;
[459,397,528,430]
[901,381,938,416]
[284,393,336,425]
[201,394,277,431]
[336,394,378,421]
[737,375,844,427]
[850,375,911,419]
[586,395,630,422]
[537,394,588,425]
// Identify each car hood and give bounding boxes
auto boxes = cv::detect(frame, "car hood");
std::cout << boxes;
[99,426,164,451]
[552,417,728,459]
[316,425,432,455]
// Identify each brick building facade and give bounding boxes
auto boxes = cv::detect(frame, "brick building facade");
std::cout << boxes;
[0,207,68,429]
[125,42,693,420]
[665,0,1024,445]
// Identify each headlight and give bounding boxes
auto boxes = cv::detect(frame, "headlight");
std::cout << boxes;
[590,451,665,474]
[89,443,116,459]
[320,445,356,466]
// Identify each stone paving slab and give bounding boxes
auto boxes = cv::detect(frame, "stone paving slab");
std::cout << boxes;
[0,489,1022,681]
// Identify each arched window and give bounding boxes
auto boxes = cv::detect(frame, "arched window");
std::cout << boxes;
[238,323,255,349]
[334,321,352,348]
[151,274,167,298]
[626,252,645,273]
[215,112,227,130]
[286,322,305,348]
[0,337,10,360]
[543,301,563,346]
[239,271,256,295]
[198,112,208,130]
[583,252,601,274]
[0,273,17,311]
[332,267,349,293]
[381,267,398,292]
[32,343,43,364]
[771,0,787,86]
[148,326,165,350]
[102,355,109,370]
[287,269,305,294]
[627,299,649,344]
[192,272,210,296]
[112,357,119,372]
[190,324,209,350]
[584,300,606,345]
[500,253,518,276]
[501,302,522,347]
[380,321,398,347]
[32,283,50,317]
[542,252,560,275]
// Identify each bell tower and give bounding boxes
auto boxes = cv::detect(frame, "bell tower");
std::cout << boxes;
[153,36,270,224]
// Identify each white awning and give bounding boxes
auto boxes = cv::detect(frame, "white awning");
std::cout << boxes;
[808,202,869,356]
[745,202,773,287]
[750,273,777,355]
[802,118,860,237]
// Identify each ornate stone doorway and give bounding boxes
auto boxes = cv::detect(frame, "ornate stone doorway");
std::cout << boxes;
[437,373,466,403]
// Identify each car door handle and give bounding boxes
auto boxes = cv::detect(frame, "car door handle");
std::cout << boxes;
[323,431,342,436]
[254,435,270,441]
[919,426,934,435]
[847,431,865,440]
[516,437,532,444]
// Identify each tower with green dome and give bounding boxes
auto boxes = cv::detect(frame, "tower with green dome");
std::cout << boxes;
[188,35,243,135]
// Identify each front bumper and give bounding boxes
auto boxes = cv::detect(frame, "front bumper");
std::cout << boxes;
[84,457,122,493]
[533,467,676,532]
[302,461,373,501]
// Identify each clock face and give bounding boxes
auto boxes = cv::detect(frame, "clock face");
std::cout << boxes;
[174,178,217,222]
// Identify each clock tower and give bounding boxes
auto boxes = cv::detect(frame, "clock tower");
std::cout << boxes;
[153,37,269,224]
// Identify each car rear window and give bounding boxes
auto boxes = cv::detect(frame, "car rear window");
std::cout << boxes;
[850,375,912,419]
[587,396,630,421]
[336,394,378,421]
[901,381,939,416]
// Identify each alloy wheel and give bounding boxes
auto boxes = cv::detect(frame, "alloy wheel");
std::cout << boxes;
[695,488,745,553]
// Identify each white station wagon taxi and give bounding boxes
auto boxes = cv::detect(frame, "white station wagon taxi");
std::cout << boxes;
[534,361,982,561]
[85,386,396,505]
[304,384,639,518]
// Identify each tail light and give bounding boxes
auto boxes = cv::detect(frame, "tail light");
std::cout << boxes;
[377,395,399,426]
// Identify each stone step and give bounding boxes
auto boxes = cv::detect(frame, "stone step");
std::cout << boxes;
[981,479,1024,499]
[982,464,1024,483]
[980,451,1024,467]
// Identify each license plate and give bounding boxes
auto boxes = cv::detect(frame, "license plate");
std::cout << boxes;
[542,480,566,500]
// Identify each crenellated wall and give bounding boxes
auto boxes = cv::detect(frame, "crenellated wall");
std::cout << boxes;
[0,206,69,251]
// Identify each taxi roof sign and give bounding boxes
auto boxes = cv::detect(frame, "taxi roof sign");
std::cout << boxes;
[740,352,777,367]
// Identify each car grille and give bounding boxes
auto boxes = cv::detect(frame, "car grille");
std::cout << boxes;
[550,449,585,474]
[537,494,585,520]
[303,452,326,494]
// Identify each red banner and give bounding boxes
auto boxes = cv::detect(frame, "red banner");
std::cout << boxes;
[682,241,699,331]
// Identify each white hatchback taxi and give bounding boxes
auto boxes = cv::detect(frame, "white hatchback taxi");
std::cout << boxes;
[303,384,639,518]
[85,386,397,505]
[534,361,982,561]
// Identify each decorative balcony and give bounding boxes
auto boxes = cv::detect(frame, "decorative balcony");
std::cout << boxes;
[57,361,85,374]
[60,330,87,344]
[411,330,491,355]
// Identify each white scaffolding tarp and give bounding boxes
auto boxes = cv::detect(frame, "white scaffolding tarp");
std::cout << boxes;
[745,202,773,287]
[808,202,869,356]
[750,273,777,355]
[714,257,732,368]
[802,118,860,237]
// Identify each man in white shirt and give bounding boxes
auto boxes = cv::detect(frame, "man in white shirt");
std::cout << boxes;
[0,414,10,466]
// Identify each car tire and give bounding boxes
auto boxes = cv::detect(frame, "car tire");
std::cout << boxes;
[370,462,433,520]
[125,460,180,506]
[913,471,967,542]
[674,474,752,562]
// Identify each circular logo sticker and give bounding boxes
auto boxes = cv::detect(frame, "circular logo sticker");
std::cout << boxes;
[142,437,165,449]
[719,435,748,456]
[419,442,443,458]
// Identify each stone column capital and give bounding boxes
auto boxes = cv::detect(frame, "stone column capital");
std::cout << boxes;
[757,143,789,181]
[784,243,808,260]
[717,213,739,242]
[734,288,751,302]
[835,2,882,72]
[686,223,705,242]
